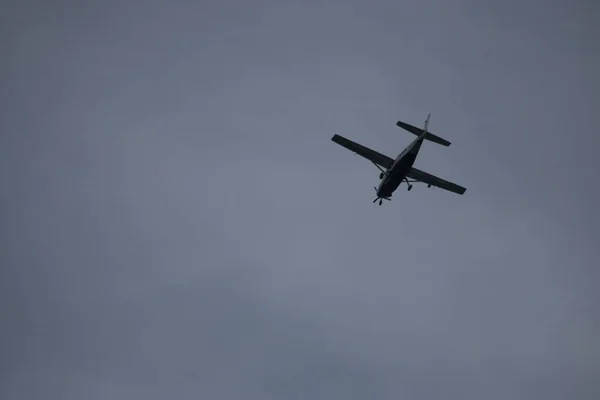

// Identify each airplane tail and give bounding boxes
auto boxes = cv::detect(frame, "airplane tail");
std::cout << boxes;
[396,113,451,147]
[422,112,431,137]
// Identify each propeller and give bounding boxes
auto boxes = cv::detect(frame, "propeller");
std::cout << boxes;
[373,187,390,205]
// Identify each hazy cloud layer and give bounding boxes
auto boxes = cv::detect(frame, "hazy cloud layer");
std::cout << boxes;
[2,0,599,399]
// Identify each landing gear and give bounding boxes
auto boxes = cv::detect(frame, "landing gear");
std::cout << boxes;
[372,162,388,181]
[407,184,412,191]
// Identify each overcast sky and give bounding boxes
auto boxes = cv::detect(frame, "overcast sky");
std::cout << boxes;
[2,0,599,399]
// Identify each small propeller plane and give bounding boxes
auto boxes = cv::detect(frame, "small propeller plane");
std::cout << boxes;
[331,113,466,205]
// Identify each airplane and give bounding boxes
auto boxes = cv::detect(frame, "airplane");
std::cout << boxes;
[331,113,466,205]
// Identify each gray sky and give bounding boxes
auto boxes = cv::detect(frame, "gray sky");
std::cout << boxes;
[2,0,599,398]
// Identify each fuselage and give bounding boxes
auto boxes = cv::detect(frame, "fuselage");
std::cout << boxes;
[376,138,424,198]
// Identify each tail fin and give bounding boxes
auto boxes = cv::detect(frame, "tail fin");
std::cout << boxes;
[423,113,431,134]
[396,114,451,147]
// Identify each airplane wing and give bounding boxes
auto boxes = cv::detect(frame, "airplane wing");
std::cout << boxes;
[331,134,394,169]
[407,167,466,195]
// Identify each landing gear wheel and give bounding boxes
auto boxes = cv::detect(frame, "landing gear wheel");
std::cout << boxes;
[407,184,413,191]
[379,172,384,179]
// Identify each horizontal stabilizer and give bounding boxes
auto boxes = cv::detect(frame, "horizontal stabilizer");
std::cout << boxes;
[396,120,451,147]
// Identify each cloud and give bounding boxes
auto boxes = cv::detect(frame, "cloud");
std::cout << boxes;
[2,0,598,399]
